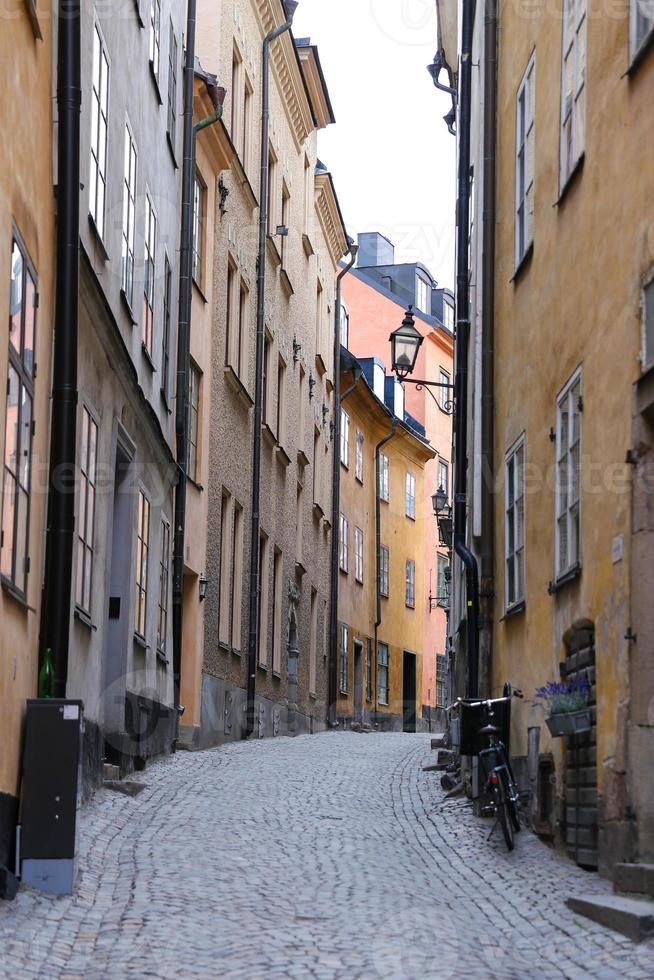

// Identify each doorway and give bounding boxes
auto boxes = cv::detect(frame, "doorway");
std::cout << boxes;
[402,651,417,733]
[353,640,363,726]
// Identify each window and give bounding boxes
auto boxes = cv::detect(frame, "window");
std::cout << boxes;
[267,144,278,236]
[416,275,431,314]
[316,280,324,359]
[438,368,451,411]
[149,0,161,79]
[135,490,150,638]
[354,527,364,583]
[560,0,586,188]
[263,333,272,426]
[438,459,449,497]
[218,491,232,645]
[257,532,270,667]
[377,642,389,705]
[167,21,177,145]
[405,559,415,608]
[643,278,654,367]
[298,367,306,451]
[225,260,248,380]
[242,76,253,173]
[355,429,364,482]
[276,356,286,445]
[339,623,348,694]
[380,545,390,597]
[231,502,244,651]
[313,427,321,509]
[443,302,454,332]
[295,483,303,566]
[192,173,204,285]
[272,548,283,674]
[556,370,582,578]
[437,553,449,604]
[188,363,200,482]
[340,409,350,466]
[230,46,252,169]
[161,257,172,401]
[121,125,137,305]
[505,435,526,608]
[516,54,535,265]
[632,0,654,58]
[142,194,156,355]
[339,303,349,348]
[436,654,446,708]
[378,452,390,502]
[157,518,170,655]
[281,182,290,266]
[90,24,109,239]
[309,589,318,696]
[231,46,242,141]
[303,155,312,234]
[339,513,349,572]
[1,237,36,596]
[405,472,416,519]
[365,638,373,702]
[76,407,98,613]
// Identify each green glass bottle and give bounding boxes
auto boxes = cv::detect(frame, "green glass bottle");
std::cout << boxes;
[38,647,55,699]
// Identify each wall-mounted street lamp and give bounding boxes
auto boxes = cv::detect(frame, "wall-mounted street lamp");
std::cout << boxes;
[199,574,208,602]
[389,305,455,414]
[322,402,329,428]
[308,371,316,401]
[432,484,449,516]
[292,335,302,366]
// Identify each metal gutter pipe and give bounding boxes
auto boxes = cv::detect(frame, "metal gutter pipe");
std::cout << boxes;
[327,245,359,726]
[245,3,297,739]
[452,0,481,699]
[41,0,81,694]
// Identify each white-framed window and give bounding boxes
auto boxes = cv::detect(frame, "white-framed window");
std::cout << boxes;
[339,303,349,349]
[231,502,244,651]
[218,490,233,645]
[121,124,137,306]
[76,406,98,614]
[340,409,350,466]
[438,368,451,411]
[142,193,156,355]
[276,356,287,446]
[378,452,390,502]
[380,545,389,597]
[437,553,449,603]
[555,369,582,578]
[257,532,270,667]
[505,435,526,609]
[135,489,150,639]
[416,275,431,314]
[443,301,454,332]
[560,0,587,189]
[354,527,364,583]
[225,259,248,382]
[157,518,170,655]
[405,559,415,609]
[516,53,535,266]
[631,0,654,59]
[272,547,283,674]
[309,588,318,696]
[642,277,654,368]
[436,654,446,708]
[355,429,364,482]
[192,172,205,285]
[339,622,348,694]
[438,459,449,498]
[377,642,389,705]
[90,24,109,240]
[188,362,200,482]
[405,472,416,519]
[161,256,172,401]
[365,638,373,702]
[167,21,177,145]
[149,0,161,79]
[339,513,349,572]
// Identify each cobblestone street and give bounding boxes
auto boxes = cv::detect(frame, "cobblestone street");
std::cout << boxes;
[0,732,652,979]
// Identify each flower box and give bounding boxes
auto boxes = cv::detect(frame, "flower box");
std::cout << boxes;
[545,709,592,738]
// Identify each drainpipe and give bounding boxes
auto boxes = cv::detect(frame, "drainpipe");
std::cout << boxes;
[374,424,398,691]
[41,0,81,695]
[245,2,297,739]
[171,0,224,723]
[479,0,498,698]
[452,0,481,699]
[327,244,359,726]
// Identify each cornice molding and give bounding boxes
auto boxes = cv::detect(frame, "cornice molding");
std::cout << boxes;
[315,172,348,269]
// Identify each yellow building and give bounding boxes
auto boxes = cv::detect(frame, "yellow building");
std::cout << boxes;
[0,3,55,888]
[337,352,435,730]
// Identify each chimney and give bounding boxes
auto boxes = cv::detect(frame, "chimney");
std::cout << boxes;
[357,232,395,268]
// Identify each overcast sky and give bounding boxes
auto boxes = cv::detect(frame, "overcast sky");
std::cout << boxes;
[293,0,456,289]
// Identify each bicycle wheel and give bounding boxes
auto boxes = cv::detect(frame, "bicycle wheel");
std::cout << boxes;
[497,800,515,851]
[508,797,521,833]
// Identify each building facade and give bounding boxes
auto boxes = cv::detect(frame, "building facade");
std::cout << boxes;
[193,0,348,744]
[337,351,436,731]
[0,1,55,888]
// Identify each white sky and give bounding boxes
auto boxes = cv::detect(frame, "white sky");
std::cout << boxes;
[293,0,456,289]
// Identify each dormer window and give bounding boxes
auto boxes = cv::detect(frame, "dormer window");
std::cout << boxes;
[443,301,454,332]
[416,275,431,314]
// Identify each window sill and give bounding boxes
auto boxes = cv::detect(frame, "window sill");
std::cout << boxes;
[231,647,242,658]
[280,268,294,297]
[502,599,526,621]
[266,235,282,269]
[276,444,291,467]
[313,502,324,521]
[406,513,416,522]
[224,364,254,409]
[218,640,232,655]
[379,497,390,506]
[295,560,307,577]
[149,61,163,106]
[627,27,654,77]
[322,516,332,531]
[309,691,317,701]
[339,566,348,576]
[133,633,149,651]
[192,276,208,304]
[74,606,97,632]
[548,562,582,595]
[405,604,416,611]
[24,0,43,39]
[166,130,178,170]
[297,448,309,467]
[160,387,172,415]
[272,670,281,680]
[511,241,534,284]
[340,459,349,471]
[141,343,157,372]
[355,475,363,485]
[1,577,31,612]
[156,648,169,666]
[302,233,315,258]
[120,288,138,325]
[88,213,109,262]
[555,153,585,208]
[187,475,204,493]
[315,353,326,377]
[262,421,277,449]
[380,593,389,601]
[355,577,364,586]
[257,662,268,673]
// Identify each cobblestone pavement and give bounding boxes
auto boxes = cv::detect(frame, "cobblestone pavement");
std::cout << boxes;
[1,732,653,979]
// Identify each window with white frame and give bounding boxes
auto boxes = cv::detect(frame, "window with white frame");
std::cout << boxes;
[642,278,654,367]
[218,490,232,645]
[90,24,109,240]
[438,368,451,411]
[149,0,161,79]
[272,547,283,673]
[560,0,587,188]
[378,452,390,502]
[355,429,364,482]
[631,0,654,59]
[339,513,349,572]
[121,124,137,305]
[135,490,150,638]
[377,642,389,705]
[416,275,431,314]
[142,194,156,356]
[157,518,170,655]
[354,527,363,583]
[231,502,244,651]
[309,588,318,696]
[380,545,389,597]
[438,458,449,498]
[405,472,416,519]
[366,638,373,701]
[339,622,348,694]
[436,654,446,708]
[405,559,415,608]
[516,53,535,266]
[505,435,526,608]
[257,532,270,667]
[192,173,204,285]
[340,409,350,466]
[188,362,200,483]
[167,21,177,145]
[76,406,98,614]
[443,301,454,332]
[161,257,172,401]
[339,303,349,348]
[556,370,582,578]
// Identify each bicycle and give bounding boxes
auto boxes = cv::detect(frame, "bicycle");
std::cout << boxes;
[476,694,522,851]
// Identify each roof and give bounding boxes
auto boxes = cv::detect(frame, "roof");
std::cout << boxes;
[346,265,454,338]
